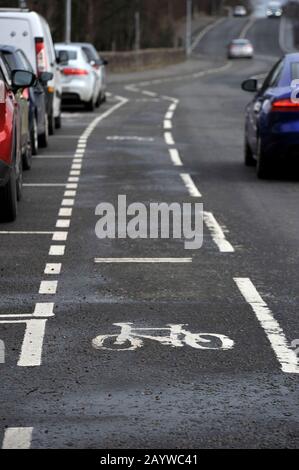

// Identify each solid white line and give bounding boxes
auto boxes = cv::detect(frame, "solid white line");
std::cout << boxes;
[95,258,193,263]
[169,148,183,166]
[191,17,226,51]
[106,136,154,142]
[164,132,175,145]
[239,17,256,39]
[234,278,299,374]
[0,231,53,235]
[39,281,58,295]
[23,184,66,187]
[203,212,235,253]
[180,173,202,198]
[2,427,33,449]
[44,264,61,275]
[49,245,65,256]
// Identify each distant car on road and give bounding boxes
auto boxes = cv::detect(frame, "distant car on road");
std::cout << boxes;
[228,39,254,59]
[233,5,247,17]
[266,1,283,18]
[0,56,35,221]
[0,45,52,158]
[55,44,102,111]
[242,53,299,178]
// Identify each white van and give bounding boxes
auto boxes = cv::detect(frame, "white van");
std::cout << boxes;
[0,8,62,133]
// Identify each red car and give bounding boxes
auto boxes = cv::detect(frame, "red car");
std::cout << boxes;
[0,53,35,222]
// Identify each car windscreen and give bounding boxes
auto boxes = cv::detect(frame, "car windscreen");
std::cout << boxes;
[59,50,78,61]
[1,51,17,71]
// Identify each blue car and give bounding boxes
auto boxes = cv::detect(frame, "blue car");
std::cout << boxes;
[242,53,299,178]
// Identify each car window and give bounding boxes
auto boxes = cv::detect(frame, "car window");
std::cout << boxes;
[17,50,34,73]
[82,46,98,62]
[291,63,299,80]
[0,55,11,85]
[1,51,17,72]
[260,59,283,92]
[59,50,77,61]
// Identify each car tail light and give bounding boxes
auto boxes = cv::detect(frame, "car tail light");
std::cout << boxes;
[271,99,299,112]
[62,68,89,76]
[35,38,47,74]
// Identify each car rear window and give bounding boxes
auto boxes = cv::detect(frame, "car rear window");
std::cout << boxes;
[60,50,78,61]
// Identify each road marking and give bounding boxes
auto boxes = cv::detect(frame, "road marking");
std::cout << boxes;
[164,119,172,130]
[2,427,33,449]
[92,323,234,351]
[56,219,71,228]
[180,173,202,198]
[203,212,235,253]
[142,90,157,97]
[23,183,67,187]
[44,264,61,275]
[95,258,192,263]
[165,111,173,119]
[234,278,299,374]
[239,16,256,39]
[61,199,75,206]
[18,319,47,367]
[39,281,58,295]
[33,303,55,317]
[106,136,154,142]
[52,231,68,241]
[49,245,65,256]
[0,231,53,235]
[164,132,175,145]
[58,208,72,217]
[169,148,183,166]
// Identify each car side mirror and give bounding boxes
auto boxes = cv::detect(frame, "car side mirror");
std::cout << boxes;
[242,78,258,93]
[40,71,53,83]
[12,70,36,90]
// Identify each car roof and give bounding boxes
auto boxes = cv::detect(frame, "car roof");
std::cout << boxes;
[55,44,82,51]
[0,44,18,53]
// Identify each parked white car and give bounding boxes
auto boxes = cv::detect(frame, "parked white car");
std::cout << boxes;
[0,8,62,133]
[55,44,101,111]
[70,42,108,104]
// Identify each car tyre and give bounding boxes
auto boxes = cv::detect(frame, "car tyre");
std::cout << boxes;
[31,116,38,156]
[38,114,49,148]
[22,138,33,171]
[85,98,95,112]
[48,112,55,135]
[0,166,18,222]
[256,138,270,179]
[55,113,62,129]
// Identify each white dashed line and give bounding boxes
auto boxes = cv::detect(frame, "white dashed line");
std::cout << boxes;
[234,278,299,374]
[169,148,183,166]
[49,245,65,256]
[180,174,202,198]
[2,427,33,449]
[39,281,58,295]
[164,119,172,130]
[44,264,62,275]
[164,132,175,145]
[203,212,235,253]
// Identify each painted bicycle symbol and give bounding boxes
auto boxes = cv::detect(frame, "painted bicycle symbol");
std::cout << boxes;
[92,323,234,351]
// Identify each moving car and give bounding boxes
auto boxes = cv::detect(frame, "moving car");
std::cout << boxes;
[55,44,101,111]
[0,8,62,134]
[242,53,299,178]
[64,42,108,105]
[0,55,35,221]
[266,1,283,18]
[233,5,247,17]
[228,39,254,59]
[0,45,52,158]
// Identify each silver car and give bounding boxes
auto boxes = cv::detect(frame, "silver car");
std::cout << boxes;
[228,39,254,59]
[70,42,107,104]
[55,44,101,111]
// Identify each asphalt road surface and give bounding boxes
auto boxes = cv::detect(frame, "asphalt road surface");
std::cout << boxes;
[0,17,298,449]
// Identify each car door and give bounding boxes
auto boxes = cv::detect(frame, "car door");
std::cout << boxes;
[247,59,284,154]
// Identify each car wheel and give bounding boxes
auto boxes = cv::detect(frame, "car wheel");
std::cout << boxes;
[22,138,33,171]
[38,114,49,148]
[31,116,38,156]
[256,138,270,179]
[244,139,256,167]
[85,98,95,112]
[17,157,23,202]
[48,112,55,135]
[0,166,17,222]
[55,113,62,129]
